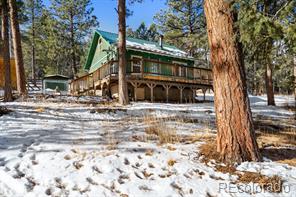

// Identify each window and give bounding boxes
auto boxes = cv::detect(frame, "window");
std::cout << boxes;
[150,62,159,74]
[172,66,178,76]
[131,55,142,73]
[179,67,186,77]
[110,62,118,74]
[187,68,194,79]
[173,61,187,77]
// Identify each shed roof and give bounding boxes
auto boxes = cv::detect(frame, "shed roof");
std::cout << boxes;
[43,75,70,80]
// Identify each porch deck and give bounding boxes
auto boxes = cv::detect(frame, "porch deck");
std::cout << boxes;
[70,59,213,102]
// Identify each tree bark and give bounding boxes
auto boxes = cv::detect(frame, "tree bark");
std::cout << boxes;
[263,1,275,106]
[1,0,13,102]
[265,40,275,105]
[31,0,36,85]
[70,9,77,78]
[293,57,296,120]
[265,58,275,106]
[9,0,27,96]
[204,0,261,163]
[118,0,129,105]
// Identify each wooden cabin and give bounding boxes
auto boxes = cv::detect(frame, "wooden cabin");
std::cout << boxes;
[0,57,17,90]
[70,30,213,103]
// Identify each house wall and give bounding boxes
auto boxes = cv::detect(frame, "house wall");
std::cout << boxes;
[126,50,195,76]
[89,37,115,73]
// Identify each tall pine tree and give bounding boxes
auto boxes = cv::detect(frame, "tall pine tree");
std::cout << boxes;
[50,0,98,78]
[9,0,27,95]
[238,0,295,105]
[1,0,13,102]
[204,0,261,163]
[154,0,208,63]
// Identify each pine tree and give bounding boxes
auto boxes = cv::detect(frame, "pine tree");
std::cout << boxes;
[1,0,13,102]
[28,0,42,83]
[118,0,129,105]
[238,0,295,105]
[127,22,159,42]
[154,0,208,62]
[50,0,98,78]
[9,0,27,96]
[204,0,261,163]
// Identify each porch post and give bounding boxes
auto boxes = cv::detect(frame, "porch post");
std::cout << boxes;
[130,81,141,102]
[94,84,97,96]
[162,84,171,103]
[87,77,90,96]
[192,88,197,103]
[202,88,207,101]
[178,86,184,103]
[101,84,104,97]
[147,83,156,102]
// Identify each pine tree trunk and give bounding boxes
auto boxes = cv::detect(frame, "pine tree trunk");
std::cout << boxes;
[263,1,275,106]
[8,0,27,96]
[31,1,36,85]
[1,0,13,102]
[118,0,129,105]
[204,0,261,163]
[265,52,275,106]
[70,9,77,78]
[293,57,296,120]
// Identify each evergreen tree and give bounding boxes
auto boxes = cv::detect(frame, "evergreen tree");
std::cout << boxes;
[22,0,45,80]
[127,22,159,42]
[154,0,208,64]
[50,0,98,78]
[204,0,261,163]
[238,0,295,105]
[9,0,27,95]
[118,0,129,105]
[1,0,13,102]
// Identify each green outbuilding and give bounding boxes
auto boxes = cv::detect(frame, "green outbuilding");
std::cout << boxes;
[43,75,70,95]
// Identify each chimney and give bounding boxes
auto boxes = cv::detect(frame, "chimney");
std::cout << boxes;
[159,35,164,49]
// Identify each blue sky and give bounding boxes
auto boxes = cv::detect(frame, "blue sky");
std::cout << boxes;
[44,0,166,33]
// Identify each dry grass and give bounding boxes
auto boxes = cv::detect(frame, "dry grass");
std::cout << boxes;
[167,159,177,166]
[253,117,296,166]
[199,140,222,163]
[261,147,296,166]
[145,149,154,156]
[238,172,282,193]
[257,126,296,147]
[199,140,285,193]
[106,130,119,150]
[215,164,283,193]
[35,107,45,113]
[254,115,296,147]
[144,115,180,144]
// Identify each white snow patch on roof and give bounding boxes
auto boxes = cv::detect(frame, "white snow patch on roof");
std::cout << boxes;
[126,40,192,59]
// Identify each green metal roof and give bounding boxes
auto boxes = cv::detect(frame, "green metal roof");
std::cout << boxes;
[84,30,193,71]
[96,30,180,50]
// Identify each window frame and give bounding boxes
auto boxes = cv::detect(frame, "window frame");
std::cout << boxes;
[173,61,187,77]
[131,55,143,73]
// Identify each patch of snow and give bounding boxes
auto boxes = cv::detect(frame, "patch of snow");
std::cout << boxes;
[0,95,295,196]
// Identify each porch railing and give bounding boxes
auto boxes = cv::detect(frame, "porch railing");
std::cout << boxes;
[70,59,213,95]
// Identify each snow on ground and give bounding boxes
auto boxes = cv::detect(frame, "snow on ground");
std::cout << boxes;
[0,95,295,197]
